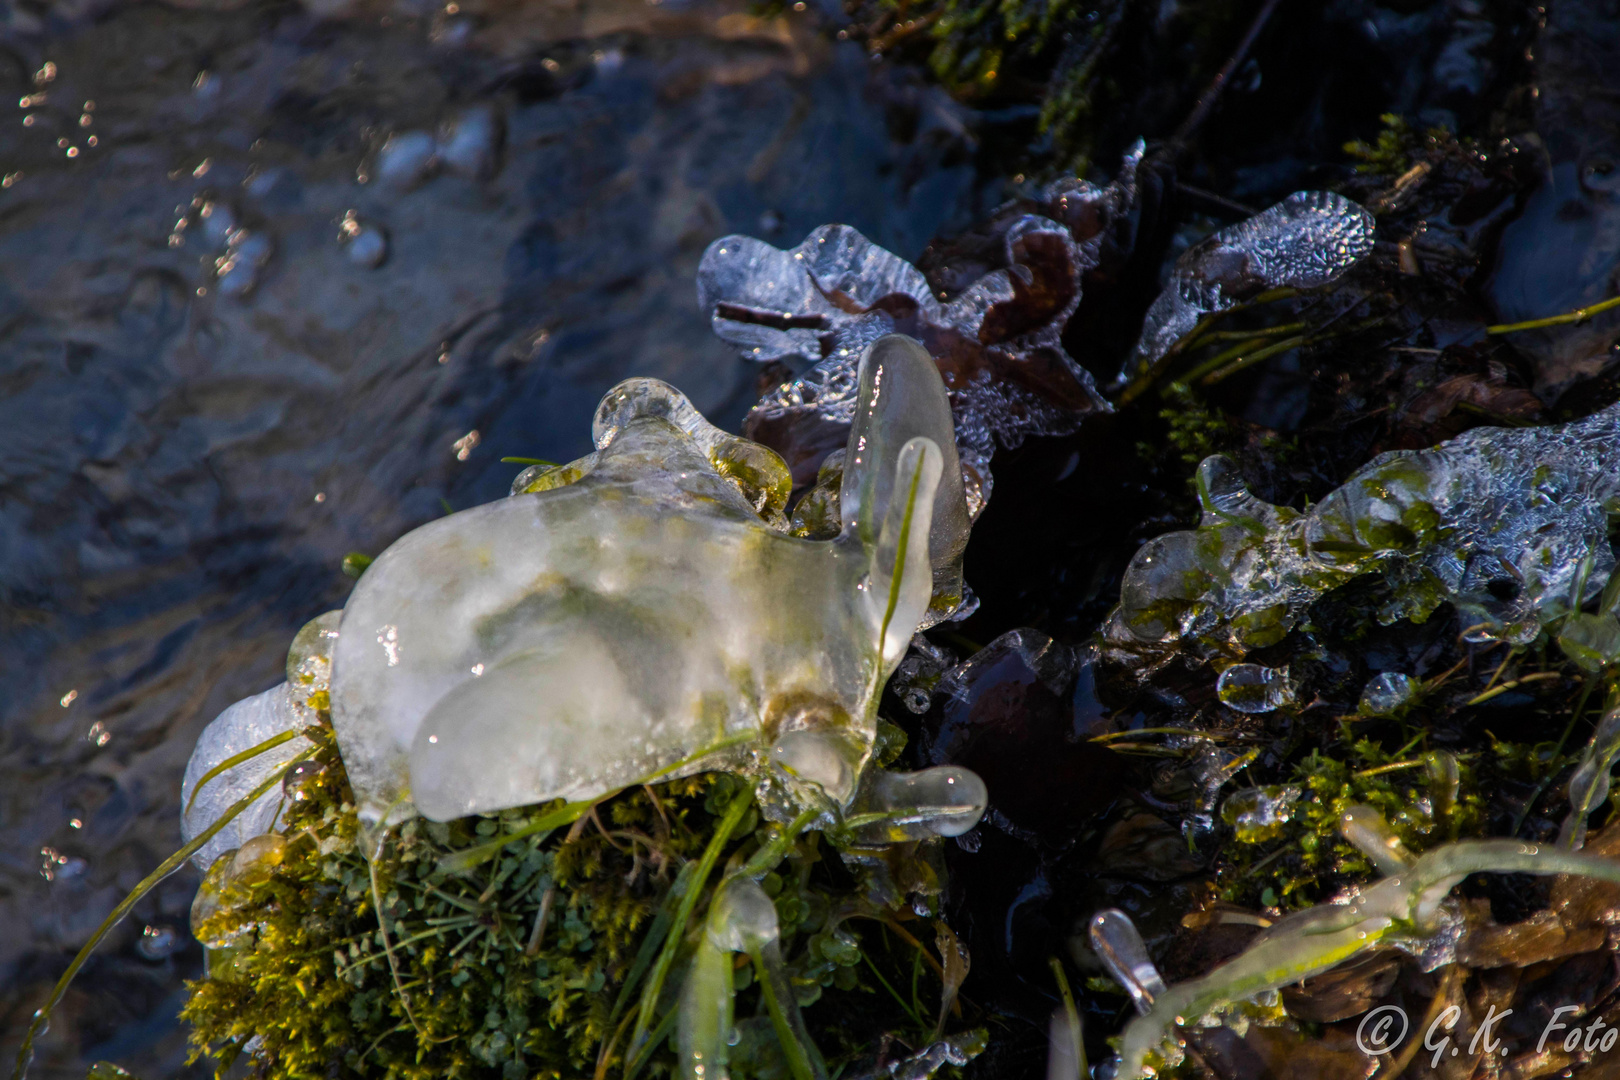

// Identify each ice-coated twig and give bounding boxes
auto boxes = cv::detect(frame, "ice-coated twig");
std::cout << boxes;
[1116,190,1375,386]
[1113,809,1620,1079]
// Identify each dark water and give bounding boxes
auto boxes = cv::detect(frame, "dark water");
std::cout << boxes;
[0,2,1000,1072]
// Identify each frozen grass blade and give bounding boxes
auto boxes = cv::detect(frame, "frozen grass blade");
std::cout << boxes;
[184,728,304,815]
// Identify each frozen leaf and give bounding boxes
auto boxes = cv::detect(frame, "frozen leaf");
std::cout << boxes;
[698,155,1139,519]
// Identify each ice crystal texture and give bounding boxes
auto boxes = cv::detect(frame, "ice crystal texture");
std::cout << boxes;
[1121,191,1376,380]
[180,682,315,870]
[697,149,1143,516]
[328,334,969,828]
[1103,402,1620,667]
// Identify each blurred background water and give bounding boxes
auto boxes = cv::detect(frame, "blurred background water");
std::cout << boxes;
[0,1,1004,1072]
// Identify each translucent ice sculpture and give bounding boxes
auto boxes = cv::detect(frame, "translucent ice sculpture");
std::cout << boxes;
[695,151,1143,517]
[1112,807,1620,1079]
[1118,190,1376,382]
[327,333,973,830]
[1103,402,1620,668]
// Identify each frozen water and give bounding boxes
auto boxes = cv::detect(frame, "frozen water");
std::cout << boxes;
[849,765,988,842]
[1115,806,1620,1078]
[1220,785,1300,844]
[180,610,338,866]
[1104,402,1620,667]
[697,156,1133,518]
[706,877,779,952]
[1338,804,1415,876]
[1358,671,1418,716]
[1214,663,1291,713]
[1121,191,1376,381]
[179,682,314,871]
[1560,706,1620,848]
[328,335,962,828]
[1087,909,1166,1016]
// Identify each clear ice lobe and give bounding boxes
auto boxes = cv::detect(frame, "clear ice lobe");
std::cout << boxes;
[1121,191,1376,380]
[1358,672,1418,716]
[1103,402,1620,668]
[179,682,312,870]
[1087,909,1166,1015]
[1214,663,1291,713]
[328,335,955,829]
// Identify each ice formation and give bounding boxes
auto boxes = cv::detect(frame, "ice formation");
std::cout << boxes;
[326,334,974,830]
[178,611,338,869]
[1213,663,1291,713]
[679,877,825,1080]
[1103,402,1620,668]
[1118,190,1375,381]
[1111,808,1620,1079]
[696,150,1144,517]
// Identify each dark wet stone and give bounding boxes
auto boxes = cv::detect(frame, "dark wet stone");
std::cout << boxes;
[925,629,1122,843]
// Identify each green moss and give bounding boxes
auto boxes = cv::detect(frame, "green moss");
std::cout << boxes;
[182,740,969,1080]
[1217,737,1488,911]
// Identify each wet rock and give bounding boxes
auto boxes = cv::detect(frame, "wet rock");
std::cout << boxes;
[924,629,1122,843]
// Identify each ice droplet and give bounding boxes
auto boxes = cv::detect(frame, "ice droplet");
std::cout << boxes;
[1215,663,1292,713]
[1120,190,1375,382]
[1088,908,1167,1015]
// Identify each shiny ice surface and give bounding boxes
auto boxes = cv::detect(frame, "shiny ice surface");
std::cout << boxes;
[1105,402,1620,666]
[1122,191,1376,379]
[179,683,313,870]
[330,336,958,827]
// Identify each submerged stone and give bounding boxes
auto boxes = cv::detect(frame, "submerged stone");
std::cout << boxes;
[327,334,969,829]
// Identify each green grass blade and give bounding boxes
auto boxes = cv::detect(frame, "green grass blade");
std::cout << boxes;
[184,728,304,816]
[627,791,752,1062]
[11,746,315,1080]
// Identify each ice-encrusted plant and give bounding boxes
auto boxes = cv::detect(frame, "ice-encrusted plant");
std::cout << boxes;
[694,149,1144,517]
[1102,401,1620,671]
[14,334,991,1080]
[1106,805,1620,1079]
